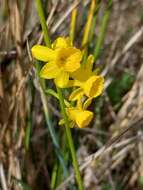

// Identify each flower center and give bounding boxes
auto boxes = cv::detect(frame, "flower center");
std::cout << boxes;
[56,53,68,68]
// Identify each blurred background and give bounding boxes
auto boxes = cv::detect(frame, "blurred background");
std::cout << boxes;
[0,0,143,189]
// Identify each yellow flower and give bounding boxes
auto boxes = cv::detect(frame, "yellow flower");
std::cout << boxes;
[52,37,72,49]
[68,55,104,101]
[67,98,93,128]
[67,108,93,128]
[59,97,93,128]
[31,37,82,88]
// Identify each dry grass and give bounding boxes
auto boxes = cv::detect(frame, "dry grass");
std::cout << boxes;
[0,0,143,190]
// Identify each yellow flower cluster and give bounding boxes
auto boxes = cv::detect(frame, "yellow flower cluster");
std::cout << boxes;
[31,37,104,128]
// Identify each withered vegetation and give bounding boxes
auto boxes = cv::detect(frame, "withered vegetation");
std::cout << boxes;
[0,1,143,190]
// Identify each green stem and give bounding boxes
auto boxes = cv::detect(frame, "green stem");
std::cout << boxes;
[51,161,58,189]
[36,1,83,188]
[57,87,84,190]
[35,0,68,178]
[36,0,51,47]
[25,79,35,150]
[35,61,68,178]
[94,0,112,61]
[25,111,32,150]
[89,0,101,43]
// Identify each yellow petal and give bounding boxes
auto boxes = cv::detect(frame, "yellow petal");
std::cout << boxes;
[67,108,78,121]
[54,71,69,88]
[64,48,82,72]
[40,61,60,79]
[31,45,56,62]
[85,54,94,72]
[52,37,72,49]
[70,67,86,81]
[56,47,82,72]
[55,47,81,72]
[83,97,93,110]
[75,110,93,128]
[77,97,83,110]
[65,80,75,88]
[67,107,93,128]
[83,75,104,98]
[71,55,94,82]
[69,88,83,101]
[64,79,82,88]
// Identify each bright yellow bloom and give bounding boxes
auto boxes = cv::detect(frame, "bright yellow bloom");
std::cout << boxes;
[31,37,82,87]
[68,55,104,101]
[67,108,93,128]
[67,99,93,128]
[60,97,93,128]
[52,37,72,49]
[31,45,56,62]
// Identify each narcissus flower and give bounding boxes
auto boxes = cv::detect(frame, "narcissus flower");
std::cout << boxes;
[31,37,82,87]
[67,108,93,128]
[59,97,93,128]
[68,55,104,101]
[67,97,93,128]
[52,37,72,49]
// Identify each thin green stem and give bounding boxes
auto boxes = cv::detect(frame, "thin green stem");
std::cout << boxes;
[70,7,77,43]
[94,0,112,61]
[35,61,68,178]
[35,0,68,179]
[89,0,101,43]
[25,111,32,150]
[36,1,83,188]
[36,0,51,47]
[25,79,35,150]
[51,161,58,189]
[57,87,84,190]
